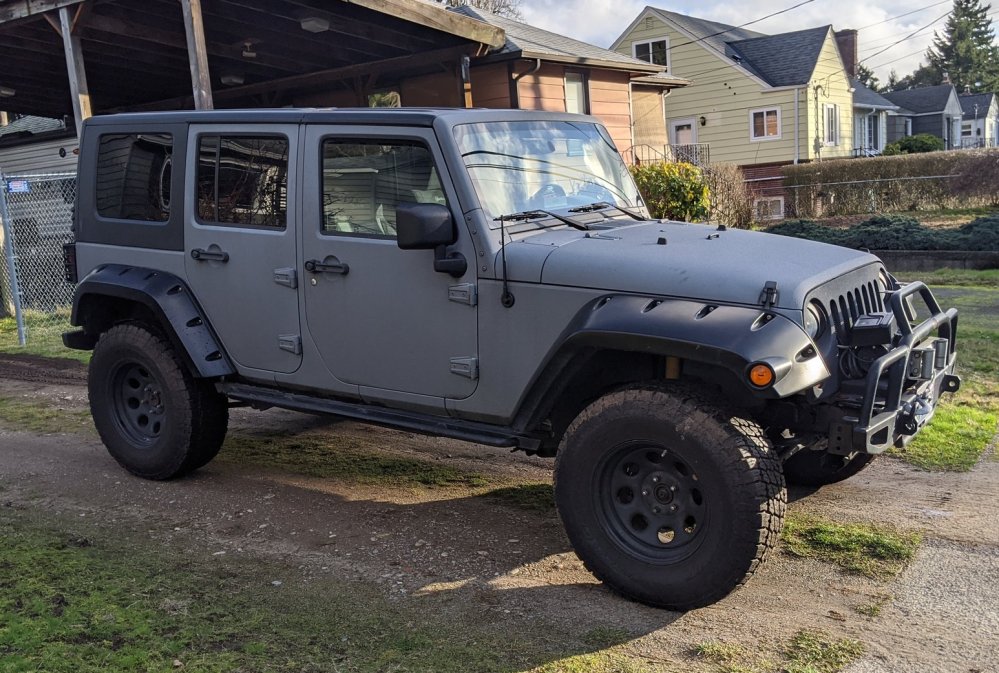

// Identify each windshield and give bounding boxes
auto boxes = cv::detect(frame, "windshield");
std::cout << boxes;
[453,120,643,226]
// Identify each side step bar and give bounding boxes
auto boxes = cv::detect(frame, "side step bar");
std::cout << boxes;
[219,382,541,451]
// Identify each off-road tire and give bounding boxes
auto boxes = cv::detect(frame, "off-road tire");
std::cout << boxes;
[782,443,876,487]
[554,384,786,610]
[88,323,228,480]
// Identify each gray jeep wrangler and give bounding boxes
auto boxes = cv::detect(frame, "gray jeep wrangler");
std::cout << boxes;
[63,108,960,610]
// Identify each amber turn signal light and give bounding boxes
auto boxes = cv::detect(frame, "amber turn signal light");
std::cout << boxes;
[748,363,775,388]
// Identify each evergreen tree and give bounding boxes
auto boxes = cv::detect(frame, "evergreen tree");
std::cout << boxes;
[856,64,882,91]
[925,0,999,92]
[892,63,943,90]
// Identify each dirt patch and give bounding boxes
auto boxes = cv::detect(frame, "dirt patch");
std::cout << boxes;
[0,352,86,384]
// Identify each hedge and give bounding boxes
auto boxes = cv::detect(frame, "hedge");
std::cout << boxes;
[766,213,999,251]
[629,162,709,221]
[781,149,999,218]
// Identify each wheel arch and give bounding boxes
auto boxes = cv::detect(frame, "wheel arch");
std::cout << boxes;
[67,264,234,379]
[512,294,829,447]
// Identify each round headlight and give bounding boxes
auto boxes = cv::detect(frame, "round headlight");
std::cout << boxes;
[804,301,827,340]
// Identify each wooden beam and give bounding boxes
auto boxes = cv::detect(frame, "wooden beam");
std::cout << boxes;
[58,4,90,135]
[121,43,477,112]
[0,0,82,25]
[340,0,505,49]
[179,0,213,109]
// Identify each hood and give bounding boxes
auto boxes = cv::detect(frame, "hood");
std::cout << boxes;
[504,221,882,310]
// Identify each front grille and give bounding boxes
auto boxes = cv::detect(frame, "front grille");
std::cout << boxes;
[828,278,885,335]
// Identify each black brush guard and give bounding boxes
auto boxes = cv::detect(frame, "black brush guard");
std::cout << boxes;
[830,281,961,455]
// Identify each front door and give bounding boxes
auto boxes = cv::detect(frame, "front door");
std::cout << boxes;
[300,126,478,402]
[670,118,696,145]
[184,125,302,376]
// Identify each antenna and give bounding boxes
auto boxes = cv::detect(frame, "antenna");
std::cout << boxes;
[498,215,515,308]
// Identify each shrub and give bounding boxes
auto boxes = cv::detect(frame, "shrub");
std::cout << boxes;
[782,149,999,218]
[703,163,754,228]
[630,161,710,221]
[883,133,946,155]
[767,213,999,250]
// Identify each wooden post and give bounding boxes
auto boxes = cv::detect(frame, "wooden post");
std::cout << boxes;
[179,0,213,110]
[460,55,473,108]
[58,6,92,138]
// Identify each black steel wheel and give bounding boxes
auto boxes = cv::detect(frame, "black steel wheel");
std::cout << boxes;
[89,322,228,480]
[554,384,786,610]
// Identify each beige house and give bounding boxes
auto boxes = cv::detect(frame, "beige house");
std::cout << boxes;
[611,7,857,174]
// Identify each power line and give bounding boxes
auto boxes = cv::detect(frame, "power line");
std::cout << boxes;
[855,0,951,31]
[859,10,952,63]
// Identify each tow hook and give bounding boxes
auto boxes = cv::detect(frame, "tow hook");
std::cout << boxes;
[898,396,933,435]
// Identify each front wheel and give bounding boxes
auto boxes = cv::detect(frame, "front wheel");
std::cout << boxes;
[88,323,228,480]
[554,384,786,610]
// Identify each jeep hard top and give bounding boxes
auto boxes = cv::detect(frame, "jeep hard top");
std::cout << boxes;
[63,108,960,610]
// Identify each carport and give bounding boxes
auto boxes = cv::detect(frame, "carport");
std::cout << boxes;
[0,0,505,131]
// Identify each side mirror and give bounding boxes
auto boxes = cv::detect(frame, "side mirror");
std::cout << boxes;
[396,202,455,250]
[395,202,467,277]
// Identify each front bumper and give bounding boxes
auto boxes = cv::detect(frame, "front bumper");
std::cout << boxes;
[830,281,960,455]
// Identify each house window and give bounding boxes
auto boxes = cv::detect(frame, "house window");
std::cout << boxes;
[866,115,879,149]
[750,107,781,140]
[564,72,589,115]
[633,39,669,69]
[824,104,839,146]
[754,196,784,221]
[904,118,913,136]
[961,121,972,138]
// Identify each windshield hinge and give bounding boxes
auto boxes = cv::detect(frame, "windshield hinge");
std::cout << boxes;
[759,280,779,308]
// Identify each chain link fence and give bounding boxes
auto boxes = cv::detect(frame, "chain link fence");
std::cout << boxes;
[0,171,78,351]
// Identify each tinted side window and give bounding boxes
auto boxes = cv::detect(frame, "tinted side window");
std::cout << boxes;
[197,135,288,228]
[95,133,173,221]
[321,140,445,239]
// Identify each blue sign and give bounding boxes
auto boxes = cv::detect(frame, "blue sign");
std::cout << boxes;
[7,179,30,194]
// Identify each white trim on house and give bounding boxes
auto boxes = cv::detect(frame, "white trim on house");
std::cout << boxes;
[669,117,697,144]
[611,7,774,90]
[823,103,840,146]
[753,196,785,221]
[632,36,670,72]
[749,106,781,141]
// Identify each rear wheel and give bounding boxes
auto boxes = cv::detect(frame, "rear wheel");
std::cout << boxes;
[554,384,786,610]
[88,323,228,480]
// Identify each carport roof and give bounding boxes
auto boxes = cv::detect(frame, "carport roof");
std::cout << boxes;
[0,0,505,118]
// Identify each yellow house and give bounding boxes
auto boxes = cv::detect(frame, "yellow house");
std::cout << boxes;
[611,7,856,180]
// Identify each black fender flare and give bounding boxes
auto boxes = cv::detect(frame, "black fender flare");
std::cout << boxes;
[514,294,830,429]
[67,264,234,379]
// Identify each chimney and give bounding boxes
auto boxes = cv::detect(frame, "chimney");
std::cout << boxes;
[835,29,858,78]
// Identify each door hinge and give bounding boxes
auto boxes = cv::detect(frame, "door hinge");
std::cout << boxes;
[278,334,302,355]
[448,283,477,306]
[273,267,298,289]
[449,356,479,380]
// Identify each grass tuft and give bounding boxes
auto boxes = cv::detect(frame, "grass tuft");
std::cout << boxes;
[484,483,555,511]
[783,630,864,673]
[781,514,920,579]
[0,311,90,363]
[220,431,490,488]
[0,396,92,435]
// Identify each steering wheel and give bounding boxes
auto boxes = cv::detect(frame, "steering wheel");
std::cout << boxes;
[530,183,567,210]
[574,182,617,205]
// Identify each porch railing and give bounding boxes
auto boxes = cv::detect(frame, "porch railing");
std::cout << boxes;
[622,143,711,167]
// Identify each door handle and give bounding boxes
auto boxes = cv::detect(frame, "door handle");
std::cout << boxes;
[191,248,230,263]
[305,258,349,275]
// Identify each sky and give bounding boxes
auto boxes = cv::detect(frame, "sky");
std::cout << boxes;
[519,0,999,84]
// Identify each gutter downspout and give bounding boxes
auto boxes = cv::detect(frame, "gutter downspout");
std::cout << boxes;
[511,58,541,109]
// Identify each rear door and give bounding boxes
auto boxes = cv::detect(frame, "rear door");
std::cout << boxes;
[184,125,302,376]
[300,125,478,403]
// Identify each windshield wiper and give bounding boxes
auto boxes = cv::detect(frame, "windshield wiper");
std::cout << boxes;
[494,210,590,231]
[568,201,646,221]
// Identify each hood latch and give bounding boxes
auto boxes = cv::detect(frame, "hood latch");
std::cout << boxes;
[759,280,779,308]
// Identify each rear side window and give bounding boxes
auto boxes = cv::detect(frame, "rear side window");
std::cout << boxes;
[95,133,173,221]
[197,135,288,228]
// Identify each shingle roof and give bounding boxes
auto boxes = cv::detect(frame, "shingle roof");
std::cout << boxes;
[882,84,956,114]
[727,26,831,87]
[0,115,65,138]
[851,78,899,109]
[645,9,829,87]
[450,5,663,72]
[647,8,765,61]
[959,92,996,117]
